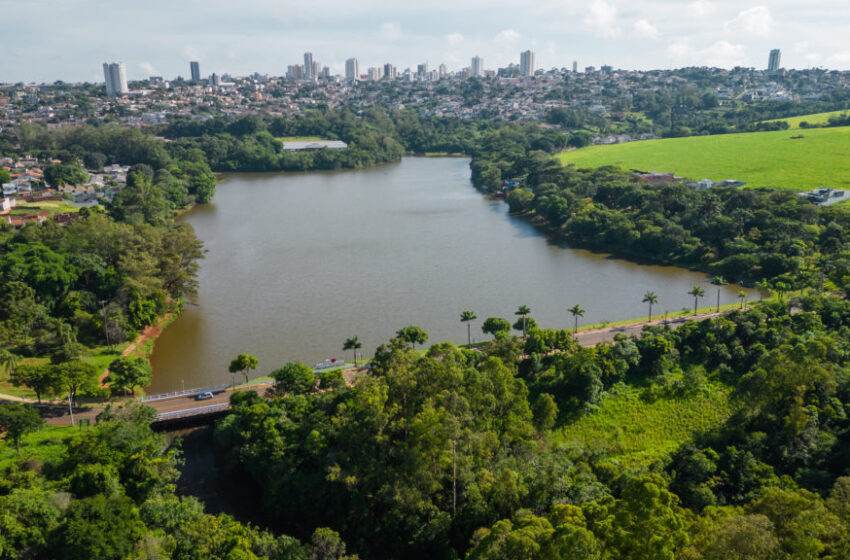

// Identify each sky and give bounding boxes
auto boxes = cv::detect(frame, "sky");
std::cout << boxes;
[2,0,850,83]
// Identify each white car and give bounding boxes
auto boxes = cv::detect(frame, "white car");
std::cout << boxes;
[195,391,214,401]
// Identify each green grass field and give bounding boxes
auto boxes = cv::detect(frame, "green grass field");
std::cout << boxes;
[765,110,850,129]
[558,126,850,191]
[0,424,75,468]
[555,382,734,468]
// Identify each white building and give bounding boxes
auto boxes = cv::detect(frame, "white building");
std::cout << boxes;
[345,58,359,82]
[520,50,535,77]
[102,62,129,96]
[471,56,484,77]
[304,53,314,79]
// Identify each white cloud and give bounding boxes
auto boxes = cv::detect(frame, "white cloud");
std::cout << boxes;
[181,46,200,61]
[583,0,619,37]
[138,62,157,75]
[495,29,520,44]
[724,6,772,37]
[667,40,748,68]
[633,19,659,40]
[380,22,402,41]
[446,33,464,46]
[689,1,715,17]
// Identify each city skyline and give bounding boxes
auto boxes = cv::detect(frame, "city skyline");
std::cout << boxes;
[3,1,850,82]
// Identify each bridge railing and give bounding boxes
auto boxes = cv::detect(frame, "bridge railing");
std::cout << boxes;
[140,384,230,403]
[154,402,230,421]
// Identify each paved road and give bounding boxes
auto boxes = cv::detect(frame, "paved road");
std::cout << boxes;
[574,311,723,347]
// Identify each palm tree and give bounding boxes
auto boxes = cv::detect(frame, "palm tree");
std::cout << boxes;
[568,304,585,334]
[688,286,705,315]
[0,350,20,382]
[343,336,362,367]
[755,279,771,302]
[710,276,727,312]
[515,305,531,337]
[459,310,477,346]
[738,290,747,309]
[642,291,658,322]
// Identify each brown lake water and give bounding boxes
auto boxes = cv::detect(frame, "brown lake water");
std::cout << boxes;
[149,157,741,392]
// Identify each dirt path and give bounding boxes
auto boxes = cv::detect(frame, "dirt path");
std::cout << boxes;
[98,314,171,385]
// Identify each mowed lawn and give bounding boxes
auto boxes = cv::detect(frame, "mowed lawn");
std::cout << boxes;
[555,383,735,469]
[558,126,850,190]
[765,110,850,129]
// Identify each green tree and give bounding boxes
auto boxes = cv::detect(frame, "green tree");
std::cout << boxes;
[228,353,258,385]
[460,310,477,345]
[568,304,585,334]
[689,286,705,315]
[642,291,658,322]
[482,317,512,337]
[47,495,146,560]
[342,336,362,366]
[738,290,747,309]
[56,361,98,408]
[0,350,20,381]
[396,325,428,349]
[532,393,559,432]
[105,356,152,395]
[10,364,58,404]
[0,403,44,455]
[271,362,317,395]
[711,276,727,312]
[515,305,531,337]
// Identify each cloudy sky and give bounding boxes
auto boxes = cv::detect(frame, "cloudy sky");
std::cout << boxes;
[2,0,849,83]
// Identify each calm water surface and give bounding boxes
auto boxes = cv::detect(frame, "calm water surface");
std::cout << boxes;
[149,158,740,391]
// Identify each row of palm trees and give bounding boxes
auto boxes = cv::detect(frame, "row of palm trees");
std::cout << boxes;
[336,282,759,366]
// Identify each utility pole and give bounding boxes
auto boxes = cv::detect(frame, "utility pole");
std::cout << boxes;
[99,300,111,351]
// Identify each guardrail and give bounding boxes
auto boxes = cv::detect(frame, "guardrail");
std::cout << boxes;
[154,402,230,421]
[140,384,230,403]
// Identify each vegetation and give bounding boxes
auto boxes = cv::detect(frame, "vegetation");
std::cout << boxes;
[211,295,850,559]
[0,402,353,559]
[557,125,850,190]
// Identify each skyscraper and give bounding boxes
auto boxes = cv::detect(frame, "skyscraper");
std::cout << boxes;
[572,61,578,73]
[768,49,781,72]
[102,62,129,97]
[383,63,396,80]
[345,58,359,82]
[471,56,484,77]
[417,63,428,78]
[520,50,535,77]
[190,61,201,82]
[304,52,314,79]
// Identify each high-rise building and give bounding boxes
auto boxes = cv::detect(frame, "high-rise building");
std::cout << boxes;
[768,49,781,72]
[471,56,484,77]
[304,52,314,79]
[383,63,396,80]
[417,63,428,77]
[345,58,359,82]
[572,61,578,73]
[368,67,382,81]
[520,50,535,77]
[438,64,447,79]
[102,62,129,97]
[190,61,201,82]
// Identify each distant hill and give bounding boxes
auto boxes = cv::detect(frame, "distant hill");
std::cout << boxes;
[558,126,850,191]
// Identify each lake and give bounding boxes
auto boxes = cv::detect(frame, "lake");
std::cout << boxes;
[149,157,741,392]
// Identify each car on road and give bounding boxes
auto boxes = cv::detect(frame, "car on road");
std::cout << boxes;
[195,391,214,401]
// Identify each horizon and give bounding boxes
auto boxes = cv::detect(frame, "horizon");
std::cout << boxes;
[2,1,850,83]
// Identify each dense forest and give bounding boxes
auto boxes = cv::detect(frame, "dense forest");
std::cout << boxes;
[468,127,850,289]
[210,295,850,559]
[0,402,356,559]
